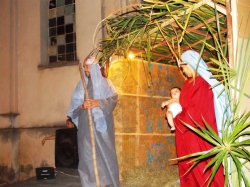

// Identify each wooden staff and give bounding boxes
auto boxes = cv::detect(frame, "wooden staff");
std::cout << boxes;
[79,62,101,187]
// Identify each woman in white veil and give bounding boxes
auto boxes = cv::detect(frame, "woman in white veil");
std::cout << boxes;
[173,50,227,187]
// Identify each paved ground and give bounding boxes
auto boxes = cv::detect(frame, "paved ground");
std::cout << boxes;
[2,168,81,187]
[1,168,180,187]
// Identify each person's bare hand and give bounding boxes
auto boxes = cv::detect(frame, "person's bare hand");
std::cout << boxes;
[161,101,169,108]
[66,119,74,128]
[81,99,100,109]
[41,135,55,146]
[41,138,46,146]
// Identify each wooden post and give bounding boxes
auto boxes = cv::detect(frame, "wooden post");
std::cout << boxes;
[226,1,237,186]
[79,63,101,187]
[226,0,234,67]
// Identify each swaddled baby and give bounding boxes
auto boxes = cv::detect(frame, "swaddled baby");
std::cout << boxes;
[161,87,182,131]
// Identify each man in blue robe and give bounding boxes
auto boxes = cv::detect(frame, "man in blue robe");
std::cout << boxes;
[67,57,120,187]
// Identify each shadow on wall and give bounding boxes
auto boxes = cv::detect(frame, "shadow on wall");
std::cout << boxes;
[0,126,65,184]
[0,166,15,185]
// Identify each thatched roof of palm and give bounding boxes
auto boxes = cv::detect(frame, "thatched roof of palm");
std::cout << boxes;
[95,0,228,66]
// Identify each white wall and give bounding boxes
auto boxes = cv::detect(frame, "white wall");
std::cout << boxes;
[0,0,103,128]
[237,0,250,182]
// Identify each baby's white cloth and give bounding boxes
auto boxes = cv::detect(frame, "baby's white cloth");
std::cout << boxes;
[168,102,182,118]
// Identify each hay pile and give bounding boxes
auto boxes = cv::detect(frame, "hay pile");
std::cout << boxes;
[121,164,179,187]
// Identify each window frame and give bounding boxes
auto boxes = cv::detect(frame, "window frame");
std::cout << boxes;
[38,0,78,69]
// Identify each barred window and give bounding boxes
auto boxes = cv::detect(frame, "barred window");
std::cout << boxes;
[48,0,77,63]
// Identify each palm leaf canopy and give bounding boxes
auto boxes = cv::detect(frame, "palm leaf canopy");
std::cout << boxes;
[96,0,228,66]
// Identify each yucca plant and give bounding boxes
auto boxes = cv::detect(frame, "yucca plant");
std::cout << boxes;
[93,0,250,186]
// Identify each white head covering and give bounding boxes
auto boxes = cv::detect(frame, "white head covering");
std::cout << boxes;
[85,56,96,65]
[181,50,230,137]
[67,59,116,132]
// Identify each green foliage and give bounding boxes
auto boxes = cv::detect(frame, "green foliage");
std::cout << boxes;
[176,110,250,187]
[94,0,227,65]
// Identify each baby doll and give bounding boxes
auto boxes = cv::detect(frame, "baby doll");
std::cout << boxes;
[161,87,182,131]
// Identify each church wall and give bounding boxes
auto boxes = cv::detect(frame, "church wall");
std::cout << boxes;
[0,0,102,183]
[0,0,11,124]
